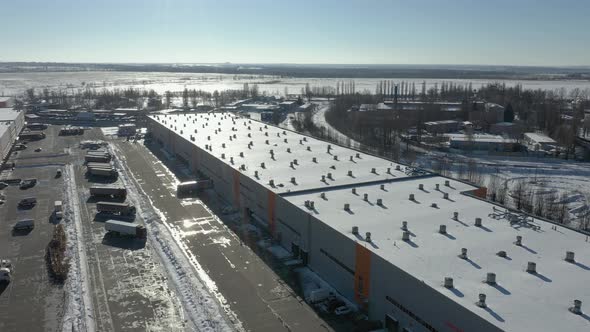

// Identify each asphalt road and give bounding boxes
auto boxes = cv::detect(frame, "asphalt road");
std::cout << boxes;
[114,138,335,332]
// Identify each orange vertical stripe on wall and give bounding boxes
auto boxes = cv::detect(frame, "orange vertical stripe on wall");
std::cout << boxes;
[354,243,371,306]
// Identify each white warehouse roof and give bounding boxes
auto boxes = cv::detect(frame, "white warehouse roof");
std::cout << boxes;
[0,108,21,122]
[284,176,590,332]
[149,112,418,194]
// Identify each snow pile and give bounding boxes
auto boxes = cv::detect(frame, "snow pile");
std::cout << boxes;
[110,143,242,331]
[61,165,96,332]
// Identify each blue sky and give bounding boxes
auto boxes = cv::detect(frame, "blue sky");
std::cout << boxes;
[0,0,588,66]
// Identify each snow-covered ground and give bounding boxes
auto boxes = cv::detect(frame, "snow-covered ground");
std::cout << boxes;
[61,165,96,332]
[110,143,240,331]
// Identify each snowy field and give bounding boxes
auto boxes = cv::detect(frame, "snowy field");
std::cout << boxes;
[2,71,590,97]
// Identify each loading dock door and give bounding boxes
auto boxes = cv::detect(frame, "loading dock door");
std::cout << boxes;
[385,314,399,332]
[291,242,300,258]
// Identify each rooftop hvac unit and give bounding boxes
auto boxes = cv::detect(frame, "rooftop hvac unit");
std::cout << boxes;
[299,140,303,144]
[515,235,523,246]
[333,155,338,161]
[396,165,401,171]
[269,179,274,186]
[320,192,326,199]
[402,231,410,241]
[240,164,246,171]
[409,194,415,201]
[565,251,575,263]
[307,146,311,151]
[239,152,244,157]
[260,162,265,168]
[321,175,325,181]
[248,133,251,138]
[419,184,424,190]
[344,203,350,211]
[376,199,383,206]
[284,138,288,143]
[291,177,296,184]
[293,159,298,165]
[387,167,391,174]
[327,172,332,179]
[486,273,497,285]
[351,188,357,194]
[352,226,359,234]
[303,137,307,141]
[453,212,459,220]
[475,217,482,227]
[309,201,314,210]
[371,168,376,173]
[313,157,317,163]
[265,132,268,136]
[526,262,536,273]
[402,221,408,231]
[363,193,368,201]
[283,130,287,135]
[287,148,291,153]
[348,171,353,177]
[444,277,454,288]
[444,192,449,199]
[569,300,582,315]
[350,156,354,161]
[254,170,259,178]
[476,294,487,308]
[497,250,507,258]
[380,184,385,190]
[221,153,225,159]
[222,143,226,148]
[459,248,468,259]
[365,232,371,242]
[356,153,360,158]
[445,180,450,186]
[439,224,447,234]
[265,140,269,144]
[431,203,438,208]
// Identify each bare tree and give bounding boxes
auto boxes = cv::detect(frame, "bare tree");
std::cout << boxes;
[511,179,527,210]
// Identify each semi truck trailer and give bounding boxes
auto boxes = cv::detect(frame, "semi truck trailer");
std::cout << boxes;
[105,220,146,239]
[90,186,127,199]
[96,201,135,216]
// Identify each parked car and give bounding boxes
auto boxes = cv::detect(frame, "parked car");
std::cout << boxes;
[13,219,35,231]
[34,147,42,152]
[0,182,7,190]
[18,197,37,208]
[19,178,37,189]
[334,306,352,316]
[55,169,62,178]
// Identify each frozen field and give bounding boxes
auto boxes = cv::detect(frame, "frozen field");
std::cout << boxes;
[1,71,590,96]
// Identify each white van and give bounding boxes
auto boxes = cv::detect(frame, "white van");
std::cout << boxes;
[54,201,63,219]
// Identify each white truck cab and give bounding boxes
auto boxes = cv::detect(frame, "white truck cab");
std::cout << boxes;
[54,201,63,219]
[0,259,12,283]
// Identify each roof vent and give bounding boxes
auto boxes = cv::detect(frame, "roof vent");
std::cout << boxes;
[327,172,332,179]
[265,139,269,144]
[254,170,259,178]
[439,224,447,234]
[312,157,317,163]
[291,177,296,184]
[475,218,482,227]
[526,261,536,273]
[240,164,246,171]
[344,203,350,211]
[309,201,315,210]
[303,137,307,141]
[307,146,311,151]
[351,188,357,194]
[248,133,251,137]
[365,232,371,242]
[320,192,326,199]
[444,277,454,289]
[380,184,385,190]
[431,203,438,208]
[443,192,449,199]
[445,180,450,187]
[459,248,468,259]
[348,170,353,176]
[356,153,360,158]
[261,162,265,168]
[409,194,415,201]
[453,212,459,220]
[402,231,411,241]
[350,156,354,161]
[371,168,376,173]
[293,159,298,165]
[486,273,497,285]
[497,251,507,258]
[565,251,575,263]
[352,226,359,234]
[376,198,383,206]
[269,179,275,186]
[229,156,234,164]
[270,149,274,155]
[290,162,294,168]
[476,294,487,308]
[207,136,211,140]
[387,167,391,174]
[265,132,268,136]
[402,221,408,231]
[222,143,226,148]
[221,153,226,159]
[299,139,303,144]
[514,235,522,246]
[569,300,582,315]
[233,134,236,138]
[363,193,368,201]
[419,184,424,190]
[277,133,280,137]
[321,175,326,181]
[239,152,244,157]
[333,155,338,161]
[282,130,287,135]
[284,138,288,143]
[327,144,332,151]
[396,165,401,171]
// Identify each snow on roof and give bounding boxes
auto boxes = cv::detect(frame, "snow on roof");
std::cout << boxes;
[445,133,517,143]
[524,132,556,144]
[284,176,590,332]
[149,112,413,194]
[0,97,13,102]
[0,108,21,122]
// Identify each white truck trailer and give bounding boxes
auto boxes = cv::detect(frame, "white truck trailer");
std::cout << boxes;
[105,220,146,239]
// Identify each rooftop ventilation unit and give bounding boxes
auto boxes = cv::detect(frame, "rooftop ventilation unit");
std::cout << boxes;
[327,172,333,179]
[431,203,438,208]
[312,157,317,163]
[222,143,226,148]
[444,277,454,289]
[453,212,459,220]
[321,175,326,181]
[350,156,354,161]
[419,184,424,190]
[396,165,401,171]
[515,235,522,246]
[475,218,482,227]
[269,179,275,186]
[526,261,536,273]
[387,167,391,174]
[344,203,350,211]
[265,132,268,136]
[497,251,507,258]
[293,159,298,165]
[229,157,234,164]
[277,133,280,137]
[221,153,225,159]
[348,170,353,177]
[476,294,487,308]
[333,155,338,161]
[365,232,371,242]
[233,134,237,139]
[439,224,447,234]
[239,152,244,157]
[283,130,287,135]
[565,251,575,263]
[486,273,496,285]
[303,137,307,142]
[320,192,326,199]
[291,177,296,184]
[402,221,408,231]
[352,188,357,194]
[265,140,269,144]
[284,138,288,143]
[307,146,311,151]
[299,140,303,144]
[264,125,268,129]
[371,168,376,173]
[356,153,360,158]
[402,231,411,241]
[377,199,383,206]
[459,248,468,259]
[309,201,315,210]
[287,148,291,153]
[363,193,368,201]
[409,194,415,201]
[254,170,259,178]
[445,180,450,187]
[260,162,265,168]
[443,193,449,199]
[247,133,251,138]
[352,226,359,234]
[240,164,246,171]
[569,300,582,315]
[207,136,211,140]
[380,184,385,190]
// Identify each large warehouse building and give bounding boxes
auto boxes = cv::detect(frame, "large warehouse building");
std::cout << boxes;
[147,112,589,332]
[0,108,25,162]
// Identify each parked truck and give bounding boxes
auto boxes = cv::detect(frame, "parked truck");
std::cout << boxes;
[0,259,12,283]
[90,186,127,199]
[105,220,146,239]
[54,201,63,219]
[176,180,213,196]
[96,201,135,216]
[85,154,111,163]
[87,167,117,178]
